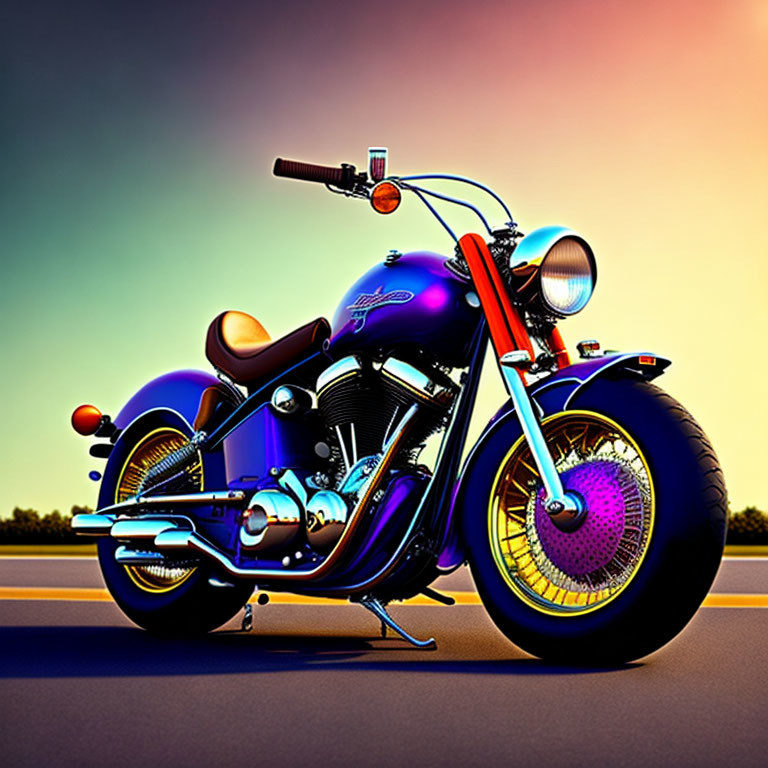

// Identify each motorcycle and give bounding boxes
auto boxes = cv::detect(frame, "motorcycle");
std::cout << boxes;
[71,148,727,663]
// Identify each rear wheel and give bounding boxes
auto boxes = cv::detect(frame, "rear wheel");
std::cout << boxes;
[98,421,253,634]
[463,379,727,664]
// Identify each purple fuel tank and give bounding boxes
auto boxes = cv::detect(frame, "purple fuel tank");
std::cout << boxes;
[328,252,482,367]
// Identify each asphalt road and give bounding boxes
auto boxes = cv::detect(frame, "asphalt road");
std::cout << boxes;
[1,557,767,767]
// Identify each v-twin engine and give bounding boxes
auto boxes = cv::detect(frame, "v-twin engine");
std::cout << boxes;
[316,355,457,482]
[238,354,457,558]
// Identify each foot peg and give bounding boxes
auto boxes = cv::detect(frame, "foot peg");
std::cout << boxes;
[358,596,436,649]
[421,587,455,605]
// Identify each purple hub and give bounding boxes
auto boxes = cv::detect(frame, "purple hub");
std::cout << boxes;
[534,460,636,576]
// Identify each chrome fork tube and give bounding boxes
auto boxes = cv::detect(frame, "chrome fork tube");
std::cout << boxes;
[499,352,582,518]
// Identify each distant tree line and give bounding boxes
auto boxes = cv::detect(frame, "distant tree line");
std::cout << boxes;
[726,507,768,545]
[0,506,93,544]
[1,505,767,544]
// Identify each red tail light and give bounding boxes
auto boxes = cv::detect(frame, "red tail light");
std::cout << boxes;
[72,404,103,435]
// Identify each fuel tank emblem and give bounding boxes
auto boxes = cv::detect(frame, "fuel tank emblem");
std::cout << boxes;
[347,287,415,332]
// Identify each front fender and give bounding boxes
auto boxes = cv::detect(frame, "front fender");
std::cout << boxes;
[488,352,671,427]
[440,352,670,569]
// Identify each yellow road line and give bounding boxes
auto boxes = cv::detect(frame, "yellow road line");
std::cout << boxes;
[703,594,768,608]
[0,587,471,605]
[1,587,768,608]
[0,587,113,601]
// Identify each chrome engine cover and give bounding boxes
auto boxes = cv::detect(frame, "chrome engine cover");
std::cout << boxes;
[306,490,349,551]
[239,479,350,555]
[239,488,301,551]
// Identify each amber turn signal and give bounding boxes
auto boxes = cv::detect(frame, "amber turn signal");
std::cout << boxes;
[72,404,103,435]
[370,181,401,214]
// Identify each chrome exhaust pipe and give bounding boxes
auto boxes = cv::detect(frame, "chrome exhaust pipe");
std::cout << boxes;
[96,490,247,518]
[114,546,169,565]
[154,529,197,549]
[72,513,115,535]
[114,545,201,568]
[73,491,245,536]
[73,513,192,538]
[110,518,185,539]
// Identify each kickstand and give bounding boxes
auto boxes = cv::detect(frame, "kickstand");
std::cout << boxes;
[359,596,436,649]
[241,603,253,632]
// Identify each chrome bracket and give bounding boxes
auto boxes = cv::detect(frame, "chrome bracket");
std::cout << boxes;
[499,351,584,524]
[215,369,246,405]
[241,603,253,632]
[358,596,437,649]
[277,469,308,507]
[576,339,602,359]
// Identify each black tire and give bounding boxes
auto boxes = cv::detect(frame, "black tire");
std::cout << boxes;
[98,538,253,635]
[97,414,253,635]
[462,378,727,664]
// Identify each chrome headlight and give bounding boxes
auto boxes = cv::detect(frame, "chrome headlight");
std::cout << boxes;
[511,226,596,316]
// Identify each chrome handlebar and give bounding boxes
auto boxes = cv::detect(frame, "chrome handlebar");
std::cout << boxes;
[273,152,520,247]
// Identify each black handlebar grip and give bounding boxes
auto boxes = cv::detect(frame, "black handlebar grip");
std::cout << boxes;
[273,158,356,189]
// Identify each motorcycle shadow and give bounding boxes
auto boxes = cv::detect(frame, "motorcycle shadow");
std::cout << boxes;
[0,625,640,679]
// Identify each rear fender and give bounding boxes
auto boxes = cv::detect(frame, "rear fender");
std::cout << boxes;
[439,352,671,569]
[99,370,224,509]
[113,369,220,432]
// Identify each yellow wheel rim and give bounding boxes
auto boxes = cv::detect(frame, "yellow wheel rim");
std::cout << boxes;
[489,411,654,616]
[115,427,202,593]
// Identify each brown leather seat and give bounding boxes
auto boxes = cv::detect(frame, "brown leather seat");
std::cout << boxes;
[206,310,330,388]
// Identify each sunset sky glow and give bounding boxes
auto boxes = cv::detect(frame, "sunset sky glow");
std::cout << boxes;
[1,0,766,515]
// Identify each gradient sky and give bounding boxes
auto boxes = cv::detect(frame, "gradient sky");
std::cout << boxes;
[1,0,766,516]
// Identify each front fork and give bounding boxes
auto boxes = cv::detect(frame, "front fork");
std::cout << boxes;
[499,352,584,527]
[459,234,584,529]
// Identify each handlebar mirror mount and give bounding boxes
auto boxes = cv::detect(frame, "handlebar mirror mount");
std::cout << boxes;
[368,147,387,182]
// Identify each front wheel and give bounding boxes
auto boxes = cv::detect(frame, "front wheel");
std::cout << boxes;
[463,379,727,664]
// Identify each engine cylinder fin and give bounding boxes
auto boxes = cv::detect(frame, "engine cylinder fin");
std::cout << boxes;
[317,355,456,485]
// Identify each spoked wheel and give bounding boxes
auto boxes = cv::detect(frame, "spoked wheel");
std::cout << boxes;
[115,427,200,594]
[98,420,253,634]
[491,412,653,615]
[463,379,727,664]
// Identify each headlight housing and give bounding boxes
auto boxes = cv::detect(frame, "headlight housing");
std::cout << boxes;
[510,226,596,317]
